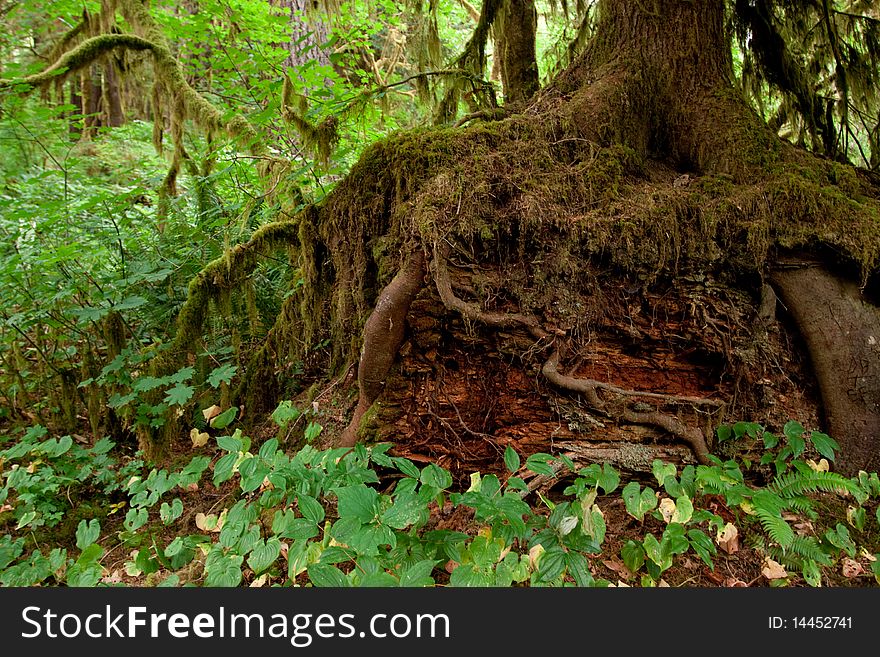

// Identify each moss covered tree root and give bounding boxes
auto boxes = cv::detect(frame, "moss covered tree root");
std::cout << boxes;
[146,0,880,475]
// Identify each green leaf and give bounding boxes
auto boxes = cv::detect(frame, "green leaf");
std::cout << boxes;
[537,545,567,582]
[204,550,243,587]
[652,460,677,487]
[75,519,100,550]
[503,445,521,473]
[565,551,594,587]
[783,420,806,457]
[164,383,194,407]
[307,563,350,587]
[160,498,184,525]
[809,431,839,462]
[297,494,325,524]
[399,559,437,587]
[525,453,556,476]
[335,484,379,523]
[393,458,421,479]
[124,507,148,532]
[621,540,646,574]
[687,529,717,569]
[303,421,323,442]
[271,400,301,428]
[420,463,453,490]
[211,406,238,429]
[597,463,620,495]
[381,490,425,530]
[207,363,238,388]
[248,537,282,574]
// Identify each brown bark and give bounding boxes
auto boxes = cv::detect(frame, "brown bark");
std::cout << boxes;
[496,0,539,104]
[771,260,880,476]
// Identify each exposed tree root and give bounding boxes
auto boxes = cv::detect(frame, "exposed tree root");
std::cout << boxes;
[428,246,717,464]
[339,251,427,446]
[770,258,880,476]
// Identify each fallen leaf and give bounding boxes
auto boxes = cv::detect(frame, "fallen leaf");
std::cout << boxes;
[794,520,814,535]
[185,482,199,492]
[705,569,724,585]
[807,458,829,472]
[841,558,862,578]
[602,558,633,580]
[614,581,631,588]
[101,569,123,584]
[202,405,221,422]
[658,579,670,587]
[658,497,676,523]
[725,577,748,587]
[716,523,739,554]
[762,557,787,580]
[190,428,210,447]
[445,560,459,574]
[250,574,268,588]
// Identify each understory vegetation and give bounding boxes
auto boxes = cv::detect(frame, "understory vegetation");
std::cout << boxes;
[1,0,880,587]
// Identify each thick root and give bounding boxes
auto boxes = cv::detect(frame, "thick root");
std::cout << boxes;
[339,251,427,446]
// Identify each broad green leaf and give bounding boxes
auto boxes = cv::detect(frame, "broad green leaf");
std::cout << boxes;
[207,363,238,388]
[335,484,379,523]
[204,551,243,587]
[621,539,645,574]
[307,563,350,587]
[164,383,194,407]
[75,519,100,550]
[297,494,325,524]
[420,463,453,490]
[248,537,282,574]
[211,406,238,429]
[809,431,839,462]
[504,445,521,473]
[160,498,184,525]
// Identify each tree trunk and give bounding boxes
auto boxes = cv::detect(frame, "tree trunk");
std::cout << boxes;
[154,0,880,480]
[496,0,539,104]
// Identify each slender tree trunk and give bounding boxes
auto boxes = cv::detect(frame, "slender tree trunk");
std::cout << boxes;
[496,0,539,104]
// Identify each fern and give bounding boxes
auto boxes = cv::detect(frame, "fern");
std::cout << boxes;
[755,508,794,548]
[768,470,860,499]
[769,535,833,568]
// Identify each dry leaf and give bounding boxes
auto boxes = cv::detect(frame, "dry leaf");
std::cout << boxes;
[807,458,830,472]
[725,577,748,587]
[529,544,545,570]
[445,560,459,574]
[716,523,739,554]
[190,428,210,447]
[602,558,633,580]
[658,497,676,524]
[658,579,670,587]
[195,511,224,532]
[250,574,269,588]
[202,405,221,422]
[762,557,788,580]
[841,558,863,578]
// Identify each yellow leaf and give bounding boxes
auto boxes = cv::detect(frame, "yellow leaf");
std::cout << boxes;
[190,428,210,447]
[528,544,545,571]
[250,574,269,588]
[202,405,221,422]
[658,497,676,523]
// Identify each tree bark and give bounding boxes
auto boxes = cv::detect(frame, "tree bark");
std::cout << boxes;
[496,0,539,104]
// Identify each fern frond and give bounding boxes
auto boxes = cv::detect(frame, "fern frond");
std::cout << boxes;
[769,470,860,499]
[756,509,794,548]
[769,536,833,567]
